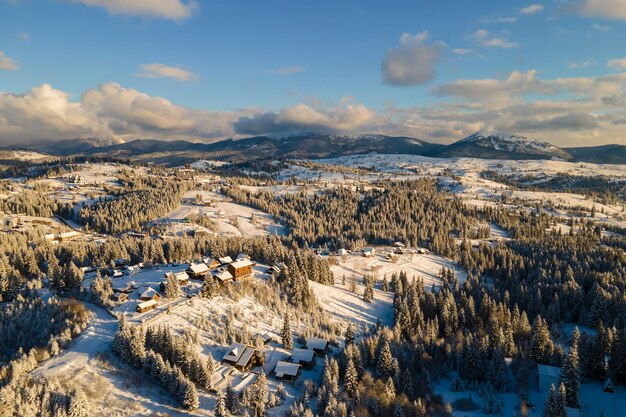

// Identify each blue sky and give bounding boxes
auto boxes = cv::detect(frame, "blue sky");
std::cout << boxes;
[1,0,626,146]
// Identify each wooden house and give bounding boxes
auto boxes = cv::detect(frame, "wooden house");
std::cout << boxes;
[274,361,301,383]
[361,247,375,257]
[221,343,265,372]
[212,268,234,285]
[206,258,221,269]
[186,263,209,279]
[304,337,329,356]
[218,256,233,265]
[227,259,254,280]
[537,364,560,392]
[140,288,161,301]
[136,299,158,313]
[112,292,128,303]
[290,348,316,369]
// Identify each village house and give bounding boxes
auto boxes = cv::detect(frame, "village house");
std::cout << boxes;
[305,337,329,356]
[140,288,161,302]
[218,256,233,265]
[205,258,221,269]
[537,364,560,392]
[186,263,209,279]
[362,247,375,257]
[290,348,316,369]
[274,361,301,383]
[227,258,254,281]
[136,299,158,313]
[212,268,234,285]
[112,292,128,303]
[221,343,265,372]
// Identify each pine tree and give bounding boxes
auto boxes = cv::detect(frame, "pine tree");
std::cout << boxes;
[180,380,199,410]
[345,323,355,346]
[282,314,293,350]
[344,356,358,398]
[250,371,268,417]
[164,273,181,299]
[67,387,90,417]
[215,391,228,417]
[559,327,581,408]
[376,338,393,378]
[225,382,240,415]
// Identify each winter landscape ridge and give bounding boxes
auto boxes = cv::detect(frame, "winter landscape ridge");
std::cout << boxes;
[5,0,626,416]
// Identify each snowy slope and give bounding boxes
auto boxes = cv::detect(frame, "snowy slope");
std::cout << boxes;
[438,130,572,160]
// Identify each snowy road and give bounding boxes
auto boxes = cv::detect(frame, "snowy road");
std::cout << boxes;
[33,302,118,378]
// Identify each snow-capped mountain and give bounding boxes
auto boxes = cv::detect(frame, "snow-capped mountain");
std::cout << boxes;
[435,130,573,160]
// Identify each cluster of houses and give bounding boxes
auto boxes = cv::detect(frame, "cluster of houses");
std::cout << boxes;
[217,336,330,387]
[107,254,255,314]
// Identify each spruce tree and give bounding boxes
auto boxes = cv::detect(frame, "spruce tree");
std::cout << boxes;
[281,314,293,350]
[559,328,581,408]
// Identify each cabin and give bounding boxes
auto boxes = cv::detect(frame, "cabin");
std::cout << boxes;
[537,364,561,392]
[111,270,124,278]
[206,258,221,269]
[218,256,234,265]
[137,299,158,313]
[186,263,209,279]
[221,343,265,372]
[337,248,348,256]
[140,288,161,301]
[362,247,375,257]
[167,271,190,285]
[125,264,141,275]
[236,253,250,262]
[267,265,281,275]
[274,361,301,383]
[113,284,134,294]
[290,348,316,369]
[305,337,329,356]
[213,268,234,285]
[112,292,128,303]
[113,258,127,269]
[603,377,614,393]
[227,259,254,280]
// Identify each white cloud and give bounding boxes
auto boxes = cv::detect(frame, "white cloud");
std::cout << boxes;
[519,4,544,15]
[608,57,626,70]
[382,31,445,86]
[592,23,611,30]
[18,32,30,40]
[478,16,518,24]
[569,59,596,69]
[136,63,198,81]
[466,29,520,48]
[68,0,198,21]
[268,66,305,75]
[574,0,626,22]
[453,48,474,55]
[0,51,19,70]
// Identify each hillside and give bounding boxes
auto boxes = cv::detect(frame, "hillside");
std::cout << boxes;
[432,130,573,160]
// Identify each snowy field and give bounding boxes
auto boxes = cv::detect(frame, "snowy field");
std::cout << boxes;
[153,190,286,237]
[328,248,468,289]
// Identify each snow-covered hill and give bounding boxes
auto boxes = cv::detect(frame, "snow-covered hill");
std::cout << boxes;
[437,130,572,160]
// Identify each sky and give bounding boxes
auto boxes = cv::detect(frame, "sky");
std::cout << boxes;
[1,0,626,147]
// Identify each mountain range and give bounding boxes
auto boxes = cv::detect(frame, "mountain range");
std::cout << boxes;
[18,131,626,165]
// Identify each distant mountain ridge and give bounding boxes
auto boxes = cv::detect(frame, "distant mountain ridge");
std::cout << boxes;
[432,130,573,160]
[22,131,626,165]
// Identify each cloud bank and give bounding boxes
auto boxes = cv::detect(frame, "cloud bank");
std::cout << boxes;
[2,69,626,147]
